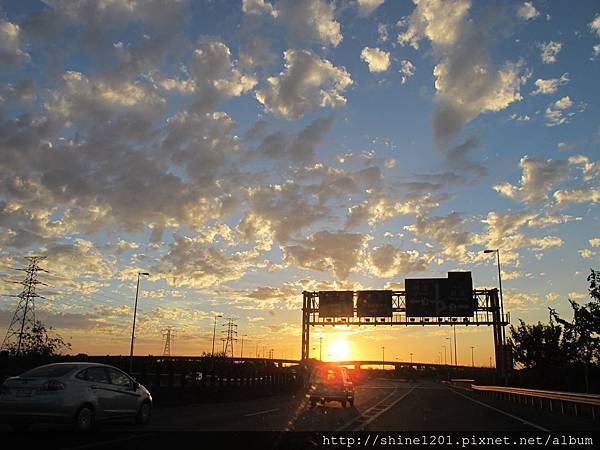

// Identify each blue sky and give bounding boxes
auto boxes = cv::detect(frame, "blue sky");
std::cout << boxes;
[0,0,598,365]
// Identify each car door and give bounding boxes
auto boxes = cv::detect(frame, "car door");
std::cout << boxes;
[80,366,118,418]
[107,368,141,416]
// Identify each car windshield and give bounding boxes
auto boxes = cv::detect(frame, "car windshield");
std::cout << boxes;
[21,364,79,378]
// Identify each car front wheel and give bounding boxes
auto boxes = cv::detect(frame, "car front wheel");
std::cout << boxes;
[74,405,95,431]
[135,401,151,425]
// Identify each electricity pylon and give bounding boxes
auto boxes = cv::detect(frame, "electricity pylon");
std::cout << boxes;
[221,318,237,357]
[161,327,176,357]
[1,256,48,355]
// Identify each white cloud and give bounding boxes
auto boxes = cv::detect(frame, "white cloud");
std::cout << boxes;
[256,49,352,119]
[544,96,583,127]
[568,155,600,181]
[590,238,600,247]
[553,187,600,207]
[538,41,562,64]
[360,47,391,72]
[517,2,540,21]
[357,0,385,17]
[397,0,529,144]
[190,39,257,102]
[282,230,369,280]
[377,23,389,43]
[399,60,415,84]
[493,155,569,205]
[275,0,342,47]
[242,0,278,17]
[590,14,600,37]
[0,18,30,66]
[367,244,427,277]
[593,44,600,59]
[531,73,569,95]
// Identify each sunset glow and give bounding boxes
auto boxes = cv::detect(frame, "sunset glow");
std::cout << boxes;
[326,339,352,362]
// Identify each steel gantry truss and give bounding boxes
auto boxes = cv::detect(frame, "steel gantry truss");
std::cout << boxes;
[301,288,511,379]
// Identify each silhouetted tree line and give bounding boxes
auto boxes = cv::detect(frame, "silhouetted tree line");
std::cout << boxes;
[2,320,70,357]
[508,269,600,393]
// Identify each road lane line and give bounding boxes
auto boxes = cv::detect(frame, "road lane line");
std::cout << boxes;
[448,387,551,432]
[336,384,417,431]
[244,407,280,417]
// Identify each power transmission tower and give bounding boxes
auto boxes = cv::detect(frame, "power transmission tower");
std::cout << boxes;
[161,327,176,357]
[1,256,48,355]
[221,318,237,357]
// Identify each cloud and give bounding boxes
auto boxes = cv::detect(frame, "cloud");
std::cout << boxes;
[377,23,388,43]
[256,49,352,119]
[242,0,278,17]
[155,235,261,288]
[443,136,487,177]
[493,155,569,205]
[360,47,391,72]
[275,0,343,47]
[188,38,258,109]
[544,96,583,127]
[399,60,415,84]
[404,212,472,260]
[538,41,562,64]
[367,244,428,277]
[254,115,334,163]
[356,0,385,17]
[589,14,600,38]
[397,0,529,145]
[568,155,600,181]
[517,2,540,21]
[553,187,600,207]
[282,230,369,280]
[0,18,31,66]
[531,73,569,95]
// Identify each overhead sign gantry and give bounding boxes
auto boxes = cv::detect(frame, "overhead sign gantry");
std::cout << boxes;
[301,272,511,379]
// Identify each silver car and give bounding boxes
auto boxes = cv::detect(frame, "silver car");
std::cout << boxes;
[0,362,152,431]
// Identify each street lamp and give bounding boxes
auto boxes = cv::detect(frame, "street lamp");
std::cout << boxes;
[381,346,385,370]
[446,337,452,366]
[484,249,505,343]
[470,346,475,367]
[442,345,447,365]
[409,352,413,364]
[240,334,248,358]
[211,314,223,356]
[129,272,150,374]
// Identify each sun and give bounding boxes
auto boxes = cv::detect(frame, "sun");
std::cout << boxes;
[327,338,351,361]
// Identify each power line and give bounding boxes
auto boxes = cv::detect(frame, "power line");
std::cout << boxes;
[1,256,48,355]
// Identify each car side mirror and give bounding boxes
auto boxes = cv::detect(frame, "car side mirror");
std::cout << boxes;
[131,381,139,391]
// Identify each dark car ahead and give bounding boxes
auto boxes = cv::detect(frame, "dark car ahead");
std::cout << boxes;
[0,362,152,431]
[307,365,354,408]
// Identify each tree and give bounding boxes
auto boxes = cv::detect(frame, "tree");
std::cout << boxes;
[4,320,71,357]
[507,319,568,370]
[549,269,600,392]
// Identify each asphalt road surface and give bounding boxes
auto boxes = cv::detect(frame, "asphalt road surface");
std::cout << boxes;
[0,378,596,437]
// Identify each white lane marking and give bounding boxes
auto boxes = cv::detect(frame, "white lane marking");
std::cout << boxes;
[244,407,280,417]
[337,385,417,431]
[448,387,551,432]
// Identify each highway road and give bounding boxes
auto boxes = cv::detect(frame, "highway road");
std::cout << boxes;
[1,378,595,433]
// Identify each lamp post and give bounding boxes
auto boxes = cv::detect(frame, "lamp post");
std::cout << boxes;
[446,337,452,366]
[442,345,447,365]
[211,314,223,356]
[409,352,413,364]
[453,325,458,366]
[319,336,323,361]
[129,272,150,374]
[381,346,385,370]
[470,346,475,367]
[240,334,248,358]
[484,249,505,343]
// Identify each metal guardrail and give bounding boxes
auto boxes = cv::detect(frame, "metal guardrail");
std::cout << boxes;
[447,381,600,420]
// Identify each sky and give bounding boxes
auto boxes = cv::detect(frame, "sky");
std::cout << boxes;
[0,0,599,366]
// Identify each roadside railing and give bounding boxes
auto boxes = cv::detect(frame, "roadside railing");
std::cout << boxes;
[445,380,600,421]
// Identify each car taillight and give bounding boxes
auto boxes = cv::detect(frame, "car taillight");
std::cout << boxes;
[46,379,66,391]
